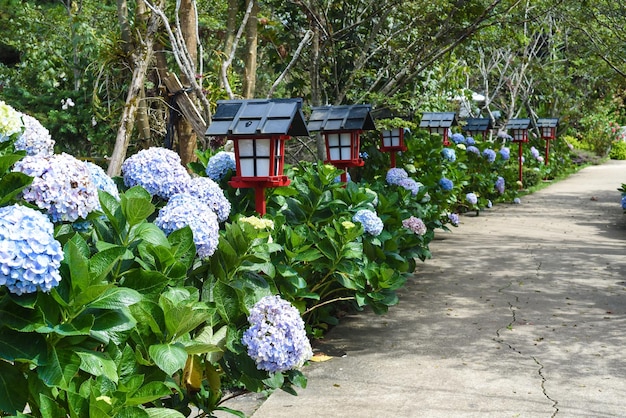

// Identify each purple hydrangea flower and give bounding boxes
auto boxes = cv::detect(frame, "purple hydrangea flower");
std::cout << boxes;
[184,177,231,222]
[442,148,456,162]
[439,178,454,191]
[14,153,100,222]
[386,167,409,185]
[513,197,521,204]
[398,178,420,196]
[0,205,63,295]
[466,145,480,155]
[451,133,465,144]
[352,209,384,236]
[14,113,55,156]
[622,196,626,210]
[497,131,513,141]
[448,213,460,226]
[242,295,313,373]
[466,136,476,145]
[122,147,190,199]
[495,176,505,194]
[499,147,510,161]
[205,151,236,182]
[402,216,427,236]
[466,192,478,205]
[154,193,220,258]
[530,146,540,159]
[483,149,496,163]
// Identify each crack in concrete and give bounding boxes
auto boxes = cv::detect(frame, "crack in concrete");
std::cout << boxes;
[495,284,559,416]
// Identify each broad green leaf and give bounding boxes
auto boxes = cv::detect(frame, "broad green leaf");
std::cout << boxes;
[121,187,155,226]
[129,300,165,339]
[125,381,172,406]
[0,360,28,415]
[131,223,169,247]
[164,304,211,341]
[39,394,67,418]
[145,408,186,418]
[168,226,196,270]
[73,284,112,307]
[76,349,118,383]
[36,313,94,337]
[293,248,323,262]
[116,407,150,418]
[148,343,187,376]
[89,246,128,282]
[86,287,142,310]
[38,347,81,389]
[64,234,90,294]
[0,328,47,365]
[212,281,240,324]
[122,270,169,297]
[91,308,137,344]
[0,153,25,173]
[0,172,32,206]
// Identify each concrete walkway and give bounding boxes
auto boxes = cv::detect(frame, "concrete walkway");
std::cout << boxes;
[247,160,626,418]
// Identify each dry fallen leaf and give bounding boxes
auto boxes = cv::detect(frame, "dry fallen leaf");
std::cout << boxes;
[310,353,333,362]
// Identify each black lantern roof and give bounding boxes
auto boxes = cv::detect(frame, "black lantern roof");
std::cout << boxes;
[419,112,457,129]
[463,117,492,132]
[206,98,309,137]
[307,104,376,132]
[536,118,559,128]
[505,118,531,130]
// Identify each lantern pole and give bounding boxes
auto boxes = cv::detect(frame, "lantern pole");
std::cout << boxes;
[390,152,397,168]
[545,139,550,166]
[518,141,524,187]
[254,187,267,216]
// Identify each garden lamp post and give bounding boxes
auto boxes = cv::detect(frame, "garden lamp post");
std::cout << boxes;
[537,118,559,166]
[462,117,492,140]
[205,98,309,215]
[307,104,376,182]
[380,127,407,167]
[506,118,531,186]
[419,112,457,146]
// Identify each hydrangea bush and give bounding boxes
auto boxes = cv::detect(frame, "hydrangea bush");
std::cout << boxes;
[121,147,190,199]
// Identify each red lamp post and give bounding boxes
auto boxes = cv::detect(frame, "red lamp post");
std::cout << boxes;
[536,118,559,165]
[462,117,492,140]
[380,127,407,167]
[506,118,531,186]
[205,98,309,215]
[419,112,457,146]
[308,104,376,182]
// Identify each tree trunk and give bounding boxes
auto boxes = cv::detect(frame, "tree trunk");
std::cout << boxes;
[242,0,259,99]
[224,0,238,59]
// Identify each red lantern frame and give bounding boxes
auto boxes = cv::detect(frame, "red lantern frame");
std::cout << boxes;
[380,128,407,167]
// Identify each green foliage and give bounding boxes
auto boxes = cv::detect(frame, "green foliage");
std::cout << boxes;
[610,141,626,160]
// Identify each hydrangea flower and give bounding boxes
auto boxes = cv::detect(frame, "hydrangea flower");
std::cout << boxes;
[184,177,231,222]
[451,133,465,144]
[466,145,480,155]
[402,216,427,236]
[14,153,100,223]
[240,216,274,230]
[205,151,236,182]
[352,209,384,236]
[122,147,190,199]
[154,193,220,258]
[442,148,456,162]
[466,136,476,145]
[466,192,478,205]
[513,197,521,204]
[386,167,409,185]
[0,100,23,139]
[242,295,313,373]
[495,176,505,194]
[487,200,493,208]
[483,149,496,163]
[439,178,454,191]
[398,178,420,196]
[622,196,626,210]
[499,147,510,161]
[530,146,540,159]
[0,205,63,295]
[448,213,460,226]
[14,113,55,156]
[333,172,351,183]
[537,156,544,163]
[85,161,120,201]
[497,131,513,141]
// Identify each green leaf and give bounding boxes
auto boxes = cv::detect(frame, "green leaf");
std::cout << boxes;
[0,360,28,415]
[91,308,137,344]
[64,234,90,294]
[131,223,169,247]
[121,187,155,226]
[148,343,188,376]
[168,226,196,270]
[75,349,118,383]
[293,248,323,262]
[164,303,211,341]
[89,246,127,282]
[122,270,169,297]
[212,281,240,324]
[0,172,32,206]
[86,287,142,310]
[126,381,172,406]
[144,408,187,418]
[39,393,68,418]
[0,328,46,364]
[36,313,94,337]
[38,347,81,389]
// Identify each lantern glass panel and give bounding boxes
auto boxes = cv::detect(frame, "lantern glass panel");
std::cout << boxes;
[382,129,401,147]
[542,127,553,138]
[273,138,282,176]
[328,132,353,161]
[513,129,525,141]
[239,138,271,177]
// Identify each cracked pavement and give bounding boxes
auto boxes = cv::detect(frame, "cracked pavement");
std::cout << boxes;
[228,161,626,418]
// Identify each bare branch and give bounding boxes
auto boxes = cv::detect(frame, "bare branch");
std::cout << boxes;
[267,30,313,98]
[220,0,254,99]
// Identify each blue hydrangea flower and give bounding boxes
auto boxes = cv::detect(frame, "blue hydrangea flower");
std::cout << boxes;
[513,197,521,204]
[439,178,454,191]
[622,196,626,210]
[154,193,220,259]
[386,167,409,185]
[184,177,231,222]
[85,162,120,201]
[448,213,460,226]
[242,295,313,373]
[451,133,465,144]
[360,151,369,159]
[205,151,236,182]
[122,147,190,199]
[466,145,480,155]
[495,176,505,194]
[352,209,384,236]
[442,148,456,162]
[466,192,478,205]
[497,131,513,141]
[466,136,476,145]
[487,200,493,208]
[499,147,510,161]
[483,148,496,163]
[0,205,63,295]
[14,153,100,223]
[402,216,427,236]
[14,113,55,156]
[333,172,352,183]
[398,178,420,196]
[530,146,540,159]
